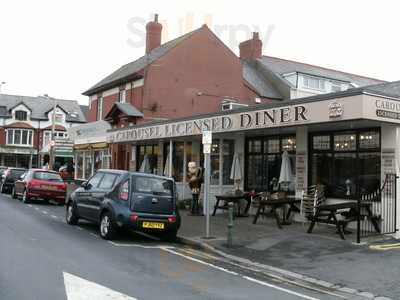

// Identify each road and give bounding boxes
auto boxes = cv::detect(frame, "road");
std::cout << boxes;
[0,193,357,300]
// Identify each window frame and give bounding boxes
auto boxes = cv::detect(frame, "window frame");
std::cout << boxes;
[308,128,381,198]
[15,110,28,121]
[6,128,34,146]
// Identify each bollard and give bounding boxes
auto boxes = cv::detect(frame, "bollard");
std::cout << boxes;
[227,202,234,248]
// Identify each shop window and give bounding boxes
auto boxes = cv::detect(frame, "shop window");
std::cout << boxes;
[137,144,159,174]
[359,131,380,149]
[84,152,92,179]
[6,129,33,146]
[246,135,296,192]
[76,152,84,179]
[313,135,330,150]
[222,140,234,185]
[310,130,380,198]
[334,133,356,151]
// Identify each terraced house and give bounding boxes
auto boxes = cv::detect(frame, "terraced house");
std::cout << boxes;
[0,94,87,169]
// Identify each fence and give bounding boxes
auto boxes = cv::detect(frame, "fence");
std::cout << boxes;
[357,173,397,243]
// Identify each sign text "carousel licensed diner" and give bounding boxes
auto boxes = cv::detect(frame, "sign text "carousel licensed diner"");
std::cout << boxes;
[109,105,308,143]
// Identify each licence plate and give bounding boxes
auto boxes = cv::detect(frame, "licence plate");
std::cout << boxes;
[142,222,164,229]
[41,185,57,190]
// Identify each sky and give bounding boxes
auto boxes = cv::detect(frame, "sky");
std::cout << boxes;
[1,0,399,105]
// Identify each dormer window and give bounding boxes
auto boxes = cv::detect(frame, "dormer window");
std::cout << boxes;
[55,113,64,123]
[15,110,28,121]
[303,75,325,90]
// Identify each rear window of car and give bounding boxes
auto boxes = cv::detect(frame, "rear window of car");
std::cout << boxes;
[134,176,173,196]
[10,169,26,178]
[33,171,63,182]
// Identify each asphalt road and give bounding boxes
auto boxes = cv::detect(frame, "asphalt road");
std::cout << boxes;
[0,193,356,300]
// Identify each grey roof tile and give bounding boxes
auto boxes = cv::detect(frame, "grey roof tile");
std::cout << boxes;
[114,102,143,117]
[242,61,283,99]
[259,56,385,87]
[0,94,87,122]
[83,28,201,96]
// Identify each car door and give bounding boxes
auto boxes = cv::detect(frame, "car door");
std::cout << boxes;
[75,172,104,220]
[89,172,120,221]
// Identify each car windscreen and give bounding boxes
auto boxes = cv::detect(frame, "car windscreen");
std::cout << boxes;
[33,171,63,182]
[134,177,173,196]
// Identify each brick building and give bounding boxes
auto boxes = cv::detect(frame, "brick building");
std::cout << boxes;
[0,94,87,169]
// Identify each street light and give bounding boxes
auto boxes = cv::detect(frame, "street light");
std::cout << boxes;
[43,94,57,170]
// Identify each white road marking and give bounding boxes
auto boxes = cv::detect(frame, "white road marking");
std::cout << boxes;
[42,211,48,215]
[63,272,138,300]
[243,276,320,300]
[161,247,239,276]
[34,207,40,210]
[163,248,324,300]
[108,241,174,249]
[51,215,58,219]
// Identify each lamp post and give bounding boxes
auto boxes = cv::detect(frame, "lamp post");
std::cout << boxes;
[44,94,57,170]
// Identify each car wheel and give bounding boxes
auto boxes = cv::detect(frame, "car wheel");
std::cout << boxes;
[11,186,17,199]
[99,212,117,240]
[22,189,30,204]
[66,202,79,225]
[161,230,178,242]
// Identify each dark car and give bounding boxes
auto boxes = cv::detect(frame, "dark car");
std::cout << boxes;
[13,169,67,204]
[0,167,26,193]
[65,170,180,241]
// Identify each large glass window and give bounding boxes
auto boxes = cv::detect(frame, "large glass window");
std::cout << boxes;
[246,135,296,192]
[310,129,380,198]
[222,140,234,185]
[76,152,84,179]
[6,129,33,146]
[15,110,27,121]
[137,144,159,174]
[84,152,92,179]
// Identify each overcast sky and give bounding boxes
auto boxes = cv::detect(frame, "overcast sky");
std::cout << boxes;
[1,0,399,105]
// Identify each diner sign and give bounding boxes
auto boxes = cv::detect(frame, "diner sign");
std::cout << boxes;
[108,105,309,143]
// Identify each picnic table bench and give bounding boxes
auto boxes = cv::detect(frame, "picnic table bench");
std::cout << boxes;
[307,201,380,239]
[253,195,301,228]
[213,193,252,217]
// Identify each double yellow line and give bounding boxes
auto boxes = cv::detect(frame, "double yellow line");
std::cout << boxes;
[370,243,400,251]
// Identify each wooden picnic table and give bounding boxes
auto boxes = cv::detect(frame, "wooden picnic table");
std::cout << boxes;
[253,196,301,228]
[212,193,252,217]
[307,201,380,240]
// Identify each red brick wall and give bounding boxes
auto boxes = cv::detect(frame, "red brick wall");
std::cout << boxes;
[103,94,118,119]
[88,99,98,122]
[142,26,258,120]
[0,128,5,145]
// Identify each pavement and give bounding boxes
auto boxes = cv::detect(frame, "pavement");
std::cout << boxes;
[178,210,399,300]
[0,191,358,300]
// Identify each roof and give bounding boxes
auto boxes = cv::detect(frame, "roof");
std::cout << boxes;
[362,80,400,98]
[241,61,283,99]
[105,102,144,120]
[83,28,201,96]
[79,105,89,120]
[108,80,400,133]
[0,94,87,123]
[259,56,385,87]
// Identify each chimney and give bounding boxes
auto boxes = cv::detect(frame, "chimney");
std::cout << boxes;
[146,14,162,54]
[239,32,262,60]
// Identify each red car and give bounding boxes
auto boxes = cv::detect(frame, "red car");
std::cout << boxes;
[12,169,67,204]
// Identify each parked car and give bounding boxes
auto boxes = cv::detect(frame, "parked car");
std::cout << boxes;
[0,166,8,177]
[0,167,26,193]
[12,169,67,204]
[66,169,181,241]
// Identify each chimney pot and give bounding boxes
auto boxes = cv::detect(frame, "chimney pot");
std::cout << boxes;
[145,14,162,54]
[239,32,262,60]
